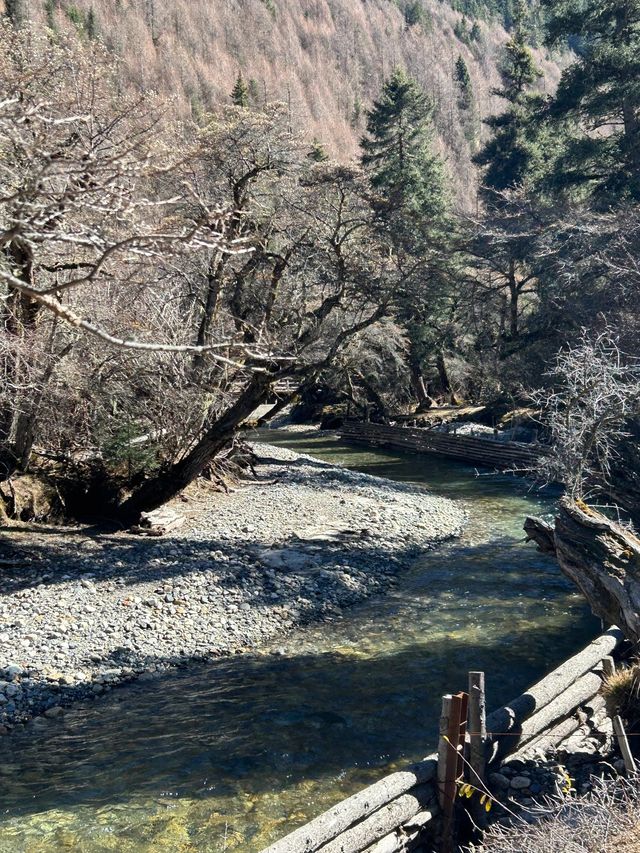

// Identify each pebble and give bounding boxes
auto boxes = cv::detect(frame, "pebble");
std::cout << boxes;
[0,439,465,730]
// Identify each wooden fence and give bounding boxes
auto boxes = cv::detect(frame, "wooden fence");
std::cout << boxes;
[260,628,624,853]
[339,422,541,471]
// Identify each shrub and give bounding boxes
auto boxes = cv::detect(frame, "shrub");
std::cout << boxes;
[602,662,640,735]
[470,775,640,853]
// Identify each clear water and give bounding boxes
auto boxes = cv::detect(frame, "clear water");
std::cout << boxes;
[0,431,599,852]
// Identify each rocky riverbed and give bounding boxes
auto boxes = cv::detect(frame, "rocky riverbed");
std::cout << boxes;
[0,442,465,733]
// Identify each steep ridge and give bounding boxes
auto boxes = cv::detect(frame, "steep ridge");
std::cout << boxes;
[16,0,564,203]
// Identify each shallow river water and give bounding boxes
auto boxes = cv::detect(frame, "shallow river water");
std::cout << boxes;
[0,431,599,852]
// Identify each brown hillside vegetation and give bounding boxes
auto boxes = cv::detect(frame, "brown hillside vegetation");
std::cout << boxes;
[11,0,563,205]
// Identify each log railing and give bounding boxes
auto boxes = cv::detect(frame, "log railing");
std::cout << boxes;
[339,421,541,471]
[260,629,624,853]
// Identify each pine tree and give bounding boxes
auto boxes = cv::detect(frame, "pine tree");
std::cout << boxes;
[404,1,425,27]
[542,0,640,203]
[454,55,473,110]
[248,78,261,105]
[454,17,470,44]
[231,73,249,108]
[86,7,98,39]
[5,0,26,27]
[360,67,447,241]
[308,138,329,162]
[474,28,543,201]
[44,0,57,29]
[360,69,452,410]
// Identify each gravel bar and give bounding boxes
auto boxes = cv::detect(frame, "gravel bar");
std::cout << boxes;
[0,442,465,733]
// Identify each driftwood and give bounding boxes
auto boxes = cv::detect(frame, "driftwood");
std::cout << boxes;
[260,759,437,853]
[526,498,640,644]
[129,507,185,536]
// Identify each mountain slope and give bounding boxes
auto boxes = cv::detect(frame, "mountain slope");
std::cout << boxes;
[19,0,563,204]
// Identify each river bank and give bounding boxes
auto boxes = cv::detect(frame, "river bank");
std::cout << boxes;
[0,441,465,733]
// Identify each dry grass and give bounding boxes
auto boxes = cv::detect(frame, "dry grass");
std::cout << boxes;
[469,775,640,853]
[8,0,564,209]
[602,662,640,733]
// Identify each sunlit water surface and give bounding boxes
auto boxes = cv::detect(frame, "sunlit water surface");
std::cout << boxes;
[0,431,599,852]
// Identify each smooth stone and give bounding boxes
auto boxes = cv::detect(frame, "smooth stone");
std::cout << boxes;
[43,706,64,719]
[510,776,531,790]
[489,772,510,791]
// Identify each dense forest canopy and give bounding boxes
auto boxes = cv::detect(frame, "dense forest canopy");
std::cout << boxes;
[2,0,640,524]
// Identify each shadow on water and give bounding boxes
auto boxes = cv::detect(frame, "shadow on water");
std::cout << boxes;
[0,430,598,852]
[2,616,596,819]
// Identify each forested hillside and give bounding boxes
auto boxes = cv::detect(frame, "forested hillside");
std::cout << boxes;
[4,0,562,204]
[2,0,640,530]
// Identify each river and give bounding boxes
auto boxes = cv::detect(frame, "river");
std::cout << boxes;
[0,431,599,852]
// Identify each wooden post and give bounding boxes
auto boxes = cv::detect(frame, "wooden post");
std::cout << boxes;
[437,694,453,812]
[438,692,467,853]
[613,715,638,775]
[468,672,487,829]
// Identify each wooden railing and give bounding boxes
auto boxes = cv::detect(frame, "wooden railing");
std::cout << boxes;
[339,421,541,471]
[260,629,624,853]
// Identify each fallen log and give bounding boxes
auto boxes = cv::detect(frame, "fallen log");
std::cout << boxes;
[526,499,640,644]
[259,758,437,853]
[316,788,436,853]
[486,628,623,760]
[524,516,556,554]
[130,507,186,536]
[518,672,603,744]
[508,714,584,763]
[362,807,438,853]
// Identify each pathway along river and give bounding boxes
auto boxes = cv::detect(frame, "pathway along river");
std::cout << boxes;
[0,431,599,852]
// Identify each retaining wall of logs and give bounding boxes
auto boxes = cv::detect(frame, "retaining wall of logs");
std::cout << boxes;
[260,628,624,853]
[339,421,541,471]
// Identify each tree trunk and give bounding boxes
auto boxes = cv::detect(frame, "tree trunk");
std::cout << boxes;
[119,372,273,520]
[356,372,389,422]
[526,498,640,644]
[435,351,460,405]
[409,363,434,412]
[1,240,40,457]
[507,258,519,339]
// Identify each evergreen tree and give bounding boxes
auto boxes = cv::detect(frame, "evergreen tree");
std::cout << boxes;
[404,1,425,27]
[360,69,453,409]
[248,78,261,105]
[360,67,447,242]
[231,73,249,108]
[470,20,481,42]
[86,7,98,39]
[5,0,26,27]
[44,0,57,30]
[351,95,362,128]
[454,17,471,44]
[474,28,543,201]
[308,138,329,162]
[454,55,473,110]
[542,0,640,203]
